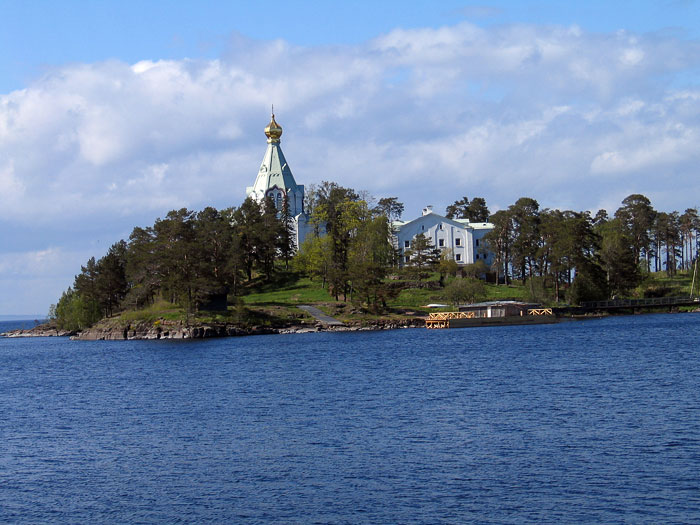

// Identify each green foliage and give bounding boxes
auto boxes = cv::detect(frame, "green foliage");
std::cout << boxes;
[278,194,297,269]
[462,260,489,279]
[55,179,700,329]
[445,196,489,222]
[615,193,655,268]
[54,287,102,331]
[348,214,396,312]
[437,250,459,287]
[597,218,642,297]
[442,277,487,305]
[374,197,404,223]
[293,235,334,287]
[404,233,437,281]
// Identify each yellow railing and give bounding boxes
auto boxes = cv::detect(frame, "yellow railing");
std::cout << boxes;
[527,308,553,316]
[425,311,475,329]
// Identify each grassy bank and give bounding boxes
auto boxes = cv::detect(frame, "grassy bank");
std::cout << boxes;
[101,269,697,328]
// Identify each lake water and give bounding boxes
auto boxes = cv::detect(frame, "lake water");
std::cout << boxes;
[2,314,700,523]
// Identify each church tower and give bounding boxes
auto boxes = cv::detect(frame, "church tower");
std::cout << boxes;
[246,110,311,249]
[246,111,305,215]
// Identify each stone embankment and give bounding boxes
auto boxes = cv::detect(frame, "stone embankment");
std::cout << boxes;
[74,320,278,340]
[1,325,76,338]
[75,317,424,340]
[2,317,424,340]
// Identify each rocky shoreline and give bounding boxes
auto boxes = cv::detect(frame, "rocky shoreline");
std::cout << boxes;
[1,325,77,338]
[1,317,425,340]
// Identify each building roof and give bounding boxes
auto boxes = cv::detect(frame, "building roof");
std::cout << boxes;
[392,208,494,232]
[247,113,302,196]
[462,301,540,307]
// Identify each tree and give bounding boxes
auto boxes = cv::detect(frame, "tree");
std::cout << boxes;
[615,194,656,271]
[679,208,699,270]
[259,196,282,280]
[446,197,470,219]
[348,214,395,312]
[234,197,265,282]
[374,197,404,223]
[193,207,235,307]
[445,196,489,222]
[404,233,435,280]
[484,209,512,285]
[294,234,334,288]
[54,287,101,331]
[466,198,490,222]
[278,195,297,269]
[309,182,362,300]
[597,218,641,297]
[125,227,153,308]
[95,240,128,317]
[653,211,681,275]
[509,197,541,285]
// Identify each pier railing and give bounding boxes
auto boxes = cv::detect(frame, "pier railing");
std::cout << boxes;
[580,296,700,310]
[528,308,553,316]
[425,311,475,329]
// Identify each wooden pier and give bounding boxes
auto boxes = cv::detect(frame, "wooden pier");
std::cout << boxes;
[578,296,700,312]
[425,307,554,329]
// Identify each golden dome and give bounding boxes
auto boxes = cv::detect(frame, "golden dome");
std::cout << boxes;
[264,112,283,143]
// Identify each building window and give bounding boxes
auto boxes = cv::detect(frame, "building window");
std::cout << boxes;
[475,254,479,259]
[438,239,444,247]
[475,239,480,247]
[455,238,461,246]
[438,224,443,230]
[405,256,410,263]
[404,240,410,248]
[421,225,424,231]
[456,253,462,262]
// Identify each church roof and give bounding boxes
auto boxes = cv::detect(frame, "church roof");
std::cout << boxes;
[248,112,302,196]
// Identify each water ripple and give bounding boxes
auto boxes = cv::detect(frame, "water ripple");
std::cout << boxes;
[1,314,700,523]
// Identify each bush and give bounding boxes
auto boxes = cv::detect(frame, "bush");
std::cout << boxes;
[442,277,486,305]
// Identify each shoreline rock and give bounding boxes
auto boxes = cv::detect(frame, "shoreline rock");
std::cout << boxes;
[1,324,77,338]
[1,316,424,340]
[73,317,425,340]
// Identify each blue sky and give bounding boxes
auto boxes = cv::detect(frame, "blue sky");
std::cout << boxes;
[1,0,699,315]
[3,0,698,93]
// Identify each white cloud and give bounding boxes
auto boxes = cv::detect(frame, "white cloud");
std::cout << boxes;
[1,23,700,312]
[0,247,82,277]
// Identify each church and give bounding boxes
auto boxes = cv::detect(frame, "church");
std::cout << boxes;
[246,112,494,266]
[246,112,312,249]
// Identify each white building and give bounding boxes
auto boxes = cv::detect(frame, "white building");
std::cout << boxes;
[392,206,494,266]
[246,112,312,249]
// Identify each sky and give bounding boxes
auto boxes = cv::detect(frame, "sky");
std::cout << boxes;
[1,0,699,315]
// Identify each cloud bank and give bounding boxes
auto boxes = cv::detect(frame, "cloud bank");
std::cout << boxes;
[1,21,699,312]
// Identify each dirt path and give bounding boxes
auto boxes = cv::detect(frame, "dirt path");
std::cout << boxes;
[297,305,345,326]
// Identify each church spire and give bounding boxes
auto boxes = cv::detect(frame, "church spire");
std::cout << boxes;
[264,106,283,144]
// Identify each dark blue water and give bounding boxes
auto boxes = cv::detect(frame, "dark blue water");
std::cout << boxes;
[2,314,700,523]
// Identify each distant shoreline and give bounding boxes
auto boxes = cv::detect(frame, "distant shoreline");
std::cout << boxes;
[0,315,45,321]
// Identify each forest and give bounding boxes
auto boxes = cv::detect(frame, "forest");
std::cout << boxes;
[50,182,700,331]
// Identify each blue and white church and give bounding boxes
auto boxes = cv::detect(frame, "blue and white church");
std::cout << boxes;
[246,112,312,249]
[246,111,494,267]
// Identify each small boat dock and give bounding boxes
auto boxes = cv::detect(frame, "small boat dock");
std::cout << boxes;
[425,301,556,329]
